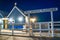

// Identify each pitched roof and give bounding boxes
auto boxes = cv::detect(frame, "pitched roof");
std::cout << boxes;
[0,13,3,18]
[7,6,26,18]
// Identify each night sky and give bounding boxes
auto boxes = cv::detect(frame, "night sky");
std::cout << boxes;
[0,0,60,22]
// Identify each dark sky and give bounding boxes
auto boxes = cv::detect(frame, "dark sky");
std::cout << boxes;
[0,0,60,11]
[0,0,60,22]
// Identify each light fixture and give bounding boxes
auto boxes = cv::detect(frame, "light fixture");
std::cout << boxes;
[30,18,36,23]
[9,18,14,22]
[18,16,23,22]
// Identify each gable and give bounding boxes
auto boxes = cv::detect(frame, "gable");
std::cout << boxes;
[8,7,26,23]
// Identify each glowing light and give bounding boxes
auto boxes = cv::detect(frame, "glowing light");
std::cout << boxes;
[0,19,3,29]
[30,18,36,23]
[0,19,3,24]
[25,16,28,23]
[14,2,17,6]
[18,16,23,22]
[9,18,14,22]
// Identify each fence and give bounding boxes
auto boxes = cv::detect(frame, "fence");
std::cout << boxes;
[0,21,60,37]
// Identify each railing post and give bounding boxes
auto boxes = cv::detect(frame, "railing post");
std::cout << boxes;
[28,13,31,36]
[12,22,14,35]
[39,23,41,37]
[51,11,54,37]
[48,23,50,37]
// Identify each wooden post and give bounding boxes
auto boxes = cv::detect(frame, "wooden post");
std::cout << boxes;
[3,18,8,29]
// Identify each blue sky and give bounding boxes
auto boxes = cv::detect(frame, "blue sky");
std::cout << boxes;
[0,0,60,22]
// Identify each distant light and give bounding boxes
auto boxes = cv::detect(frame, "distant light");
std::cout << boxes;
[25,16,28,23]
[18,16,23,22]
[30,18,36,23]
[0,19,3,24]
[9,18,14,22]
[14,2,17,6]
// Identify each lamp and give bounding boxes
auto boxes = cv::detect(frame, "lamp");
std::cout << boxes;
[9,18,15,24]
[30,17,36,23]
[18,16,23,22]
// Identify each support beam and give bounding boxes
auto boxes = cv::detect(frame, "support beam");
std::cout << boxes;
[24,8,58,14]
[28,13,31,36]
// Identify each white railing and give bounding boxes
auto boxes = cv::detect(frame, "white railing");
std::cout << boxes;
[0,21,60,37]
[33,21,60,37]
